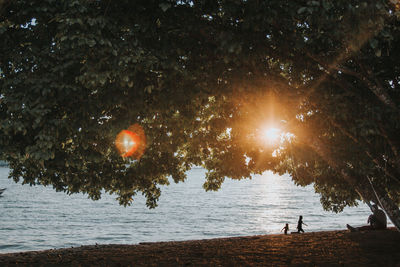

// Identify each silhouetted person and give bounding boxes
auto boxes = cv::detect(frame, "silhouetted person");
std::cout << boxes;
[347,204,387,232]
[297,216,307,233]
[281,223,289,235]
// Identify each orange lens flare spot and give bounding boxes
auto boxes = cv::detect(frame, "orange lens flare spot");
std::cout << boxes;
[115,130,139,157]
[115,124,146,159]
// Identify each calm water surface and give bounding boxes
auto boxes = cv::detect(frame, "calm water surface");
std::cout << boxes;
[0,167,381,253]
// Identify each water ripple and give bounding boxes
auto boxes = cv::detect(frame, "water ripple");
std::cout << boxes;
[0,167,384,253]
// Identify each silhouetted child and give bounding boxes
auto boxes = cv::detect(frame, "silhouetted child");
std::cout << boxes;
[297,216,307,233]
[281,223,289,235]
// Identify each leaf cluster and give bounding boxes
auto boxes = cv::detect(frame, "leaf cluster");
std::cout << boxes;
[1,0,399,210]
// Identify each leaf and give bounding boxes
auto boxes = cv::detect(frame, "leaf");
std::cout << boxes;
[297,7,307,14]
[159,3,171,12]
[369,38,378,49]
[321,0,332,10]
[87,39,96,47]
[308,1,320,6]
[144,85,154,93]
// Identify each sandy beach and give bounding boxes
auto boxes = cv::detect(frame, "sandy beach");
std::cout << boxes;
[0,228,399,266]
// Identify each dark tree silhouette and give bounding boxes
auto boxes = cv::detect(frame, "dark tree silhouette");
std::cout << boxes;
[1,0,399,229]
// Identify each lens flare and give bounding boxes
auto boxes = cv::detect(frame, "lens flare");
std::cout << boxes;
[115,124,146,159]
[115,130,138,157]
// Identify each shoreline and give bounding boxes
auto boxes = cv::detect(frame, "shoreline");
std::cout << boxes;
[1,228,399,266]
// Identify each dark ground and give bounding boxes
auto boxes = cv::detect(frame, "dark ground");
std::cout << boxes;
[1,228,399,266]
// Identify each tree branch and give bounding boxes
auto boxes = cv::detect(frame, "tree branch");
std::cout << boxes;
[356,59,399,111]
[307,52,399,112]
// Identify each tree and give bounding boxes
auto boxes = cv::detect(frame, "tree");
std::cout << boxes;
[270,0,400,229]
[1,0,399,230]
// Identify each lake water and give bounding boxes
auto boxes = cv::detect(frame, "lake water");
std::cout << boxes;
[0,167,381,253]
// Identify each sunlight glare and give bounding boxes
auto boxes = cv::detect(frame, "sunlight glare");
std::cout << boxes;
[261,127,281,144]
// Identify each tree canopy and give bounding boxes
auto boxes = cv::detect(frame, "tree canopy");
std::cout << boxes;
[1,0,399,229]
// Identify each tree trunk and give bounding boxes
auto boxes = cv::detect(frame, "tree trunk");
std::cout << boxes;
[356,185,400,231]
[377,193,400,231]
[303,136,400,231]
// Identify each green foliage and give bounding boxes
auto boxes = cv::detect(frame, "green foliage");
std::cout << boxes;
[0,0,399,214]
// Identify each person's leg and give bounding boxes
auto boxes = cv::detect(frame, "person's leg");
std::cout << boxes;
[347,224,372,232]
[346,224,357,232]
[357,226,372,231]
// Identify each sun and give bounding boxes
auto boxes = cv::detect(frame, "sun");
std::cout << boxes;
[261,127,281,144]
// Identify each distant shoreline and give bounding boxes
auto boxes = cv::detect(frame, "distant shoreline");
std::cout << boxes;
[0,229,399,266]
